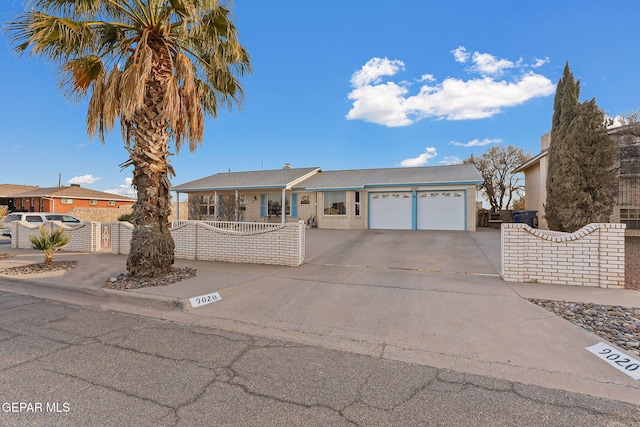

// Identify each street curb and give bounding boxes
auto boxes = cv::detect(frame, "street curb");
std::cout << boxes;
[0,275,182,312]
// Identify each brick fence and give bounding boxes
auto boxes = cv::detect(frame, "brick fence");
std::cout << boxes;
[501,223,626,288]
[11,220,305,267]
[10,221,101,253]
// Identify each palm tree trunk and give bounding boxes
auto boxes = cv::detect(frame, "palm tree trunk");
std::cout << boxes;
[126,41,175,278]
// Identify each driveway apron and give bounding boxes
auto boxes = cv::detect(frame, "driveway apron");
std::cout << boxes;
[178,228,639,406]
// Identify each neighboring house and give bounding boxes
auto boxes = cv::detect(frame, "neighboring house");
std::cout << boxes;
[171,163,483,231]
[9,184,135,215]
[514,125,640,233]
[0,184,39,212]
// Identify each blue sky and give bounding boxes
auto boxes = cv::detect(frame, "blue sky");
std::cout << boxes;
[1,1,639,198]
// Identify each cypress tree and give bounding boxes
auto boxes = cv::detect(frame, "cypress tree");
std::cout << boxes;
[545,63,618,232]
[546,63,579,230]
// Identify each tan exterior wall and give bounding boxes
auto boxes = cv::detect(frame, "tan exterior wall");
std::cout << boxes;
[466,187,478,232]
[185,187,478,231]
[501,222,625,288]
[297,192,317,225]
[68,201,187,223]
[316,190,367,230]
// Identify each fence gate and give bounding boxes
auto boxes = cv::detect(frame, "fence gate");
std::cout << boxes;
[99,223,112,252]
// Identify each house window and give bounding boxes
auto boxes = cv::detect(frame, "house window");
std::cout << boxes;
[89,200,98,206]
[107,201,116,206]
[354,191,361,216]
[621,208,640,230]
[60,198,74,205]
[267,194,290,217]
[620,141,640,176]
[198,195,216,218]
[324,191,346,215]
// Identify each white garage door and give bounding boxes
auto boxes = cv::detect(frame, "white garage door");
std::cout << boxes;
[369,192,413,230]
[417,191,465,230]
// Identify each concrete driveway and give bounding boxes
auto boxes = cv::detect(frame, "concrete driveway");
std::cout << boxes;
[150,227,637,405]
[2,229,638,405]
[305,228,501,275]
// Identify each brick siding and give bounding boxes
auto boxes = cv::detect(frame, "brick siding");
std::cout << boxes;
[501,223,626,288]
[12,220,305,267]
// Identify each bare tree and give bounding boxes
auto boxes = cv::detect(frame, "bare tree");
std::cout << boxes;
[464,145,531,212]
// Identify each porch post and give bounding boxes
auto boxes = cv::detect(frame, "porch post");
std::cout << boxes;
[235,190,239,222]
[214,191,218,221]
[175,191,180,220]
[281,188,286,225]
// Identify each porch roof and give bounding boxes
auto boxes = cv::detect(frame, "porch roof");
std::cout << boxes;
[171,167,321,192]
[299,164,483,191]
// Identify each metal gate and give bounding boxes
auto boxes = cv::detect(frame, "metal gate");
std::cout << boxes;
[99,223,112,252]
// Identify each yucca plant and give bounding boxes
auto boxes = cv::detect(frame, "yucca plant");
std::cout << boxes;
[28,226,70,265]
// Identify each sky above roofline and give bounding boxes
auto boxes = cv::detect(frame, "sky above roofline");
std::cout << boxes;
[1,1,639,201]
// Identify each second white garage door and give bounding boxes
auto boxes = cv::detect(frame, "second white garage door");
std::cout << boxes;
[369,192,413,229]
[417,191,465,230]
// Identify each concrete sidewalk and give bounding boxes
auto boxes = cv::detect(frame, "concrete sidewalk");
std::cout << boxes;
[0,230,639,407]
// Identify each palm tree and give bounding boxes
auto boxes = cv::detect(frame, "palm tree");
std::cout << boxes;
[5,1,251,277]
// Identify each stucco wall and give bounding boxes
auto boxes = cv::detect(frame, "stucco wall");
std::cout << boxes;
[68,202,188,223]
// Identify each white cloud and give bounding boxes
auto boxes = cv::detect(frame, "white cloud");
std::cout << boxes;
[470,52,515,76]
[418,74,436,83]
[350,57,405,87]
[450,138,502,147]
[400,147,437,167]
[439,156,463,165]
[452,46,470,63]
[346,49,555,127]
[532,57,550,68]
[68,174,100,185]
[105,177,136,198]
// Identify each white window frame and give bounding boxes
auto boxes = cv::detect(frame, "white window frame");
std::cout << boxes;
[324,191,347,216]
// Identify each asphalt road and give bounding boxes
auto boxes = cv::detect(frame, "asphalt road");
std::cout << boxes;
[1,292,638,427]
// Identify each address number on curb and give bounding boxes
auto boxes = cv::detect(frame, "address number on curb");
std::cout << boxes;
[189,292,222,308]
[586,342,640,380]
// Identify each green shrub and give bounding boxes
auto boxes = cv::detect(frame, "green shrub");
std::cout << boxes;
[118,213,133,223]
[28,226,70,265]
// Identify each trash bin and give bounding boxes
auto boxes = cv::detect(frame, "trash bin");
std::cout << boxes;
[514,210,538,228]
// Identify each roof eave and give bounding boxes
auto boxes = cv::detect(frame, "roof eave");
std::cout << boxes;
[513,150,547,173]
